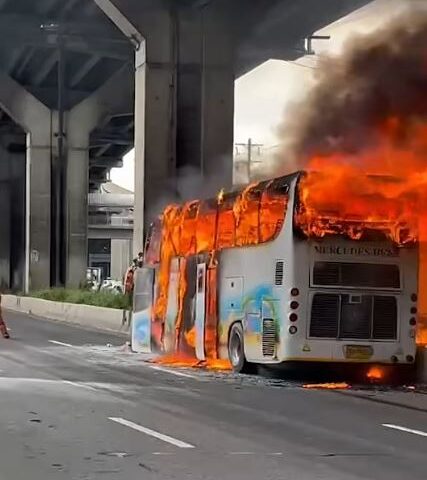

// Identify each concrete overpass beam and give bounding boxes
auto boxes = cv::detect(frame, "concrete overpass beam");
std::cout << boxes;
[0,72,52,292]
[67,65,133,287]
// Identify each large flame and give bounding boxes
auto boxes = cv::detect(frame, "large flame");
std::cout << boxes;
[294,121,427,345]
[277,9,427,346]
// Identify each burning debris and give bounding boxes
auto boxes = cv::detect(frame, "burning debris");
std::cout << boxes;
[366,366,384,383]
[303,383,350,390]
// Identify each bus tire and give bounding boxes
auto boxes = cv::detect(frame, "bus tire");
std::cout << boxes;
[228,323,252,374]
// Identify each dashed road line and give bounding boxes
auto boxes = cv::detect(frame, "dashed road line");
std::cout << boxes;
[109,417,195,449]
[382,424,427,437]
[62,380,98,391]
[150,365,198,379]
[48,340,73,347]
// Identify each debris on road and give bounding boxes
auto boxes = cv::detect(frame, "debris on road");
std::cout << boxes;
[303,382,350,390]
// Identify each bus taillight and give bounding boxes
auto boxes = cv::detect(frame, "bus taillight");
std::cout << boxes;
[291,288,299,296]
[290,301,299,310]
[409,317,416,326]
[411,293,417,302]
[289,313,298,322]
[289,325,297,335]
[410,306,417,314]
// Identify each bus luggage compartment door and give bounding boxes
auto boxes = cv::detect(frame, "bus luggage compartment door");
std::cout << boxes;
[195,263,207,361]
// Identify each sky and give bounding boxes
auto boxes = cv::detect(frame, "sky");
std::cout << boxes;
[110,0,419,192]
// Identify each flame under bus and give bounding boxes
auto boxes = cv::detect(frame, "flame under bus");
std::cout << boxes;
[133,171,418,372]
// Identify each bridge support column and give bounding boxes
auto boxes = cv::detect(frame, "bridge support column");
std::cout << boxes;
[0,146,28,292]
[94,1,235,254]
[0,72,52,292]
[66,66,133,287]
[0,150,11,289]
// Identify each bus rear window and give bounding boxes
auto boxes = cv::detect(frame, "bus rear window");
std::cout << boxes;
[312,262,400,289]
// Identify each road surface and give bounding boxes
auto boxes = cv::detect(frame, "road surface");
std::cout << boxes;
[0,311,426,480]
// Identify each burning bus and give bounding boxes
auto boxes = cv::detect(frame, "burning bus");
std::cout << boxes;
[132,171,419,373]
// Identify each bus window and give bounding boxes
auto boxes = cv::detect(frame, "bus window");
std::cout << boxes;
[217,193,238,249]
[260,180,289,242]
[235,187,261,246]
[180,201,199,256]
[197,199,217,253]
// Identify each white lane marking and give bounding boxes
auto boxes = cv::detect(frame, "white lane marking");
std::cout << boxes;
[229,452,255,455]
[150,365,197,379]
[382,424,427,437]
[48,340,73,348]
[109,417,195,449]
[62,380,97,391]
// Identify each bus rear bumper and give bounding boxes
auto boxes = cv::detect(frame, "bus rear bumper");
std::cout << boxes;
[276,340,417,365]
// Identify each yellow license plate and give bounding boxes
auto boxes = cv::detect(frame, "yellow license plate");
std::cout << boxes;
[345,345,373,360]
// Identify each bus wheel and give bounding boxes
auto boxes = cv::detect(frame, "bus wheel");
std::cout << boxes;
[228,323,252,374]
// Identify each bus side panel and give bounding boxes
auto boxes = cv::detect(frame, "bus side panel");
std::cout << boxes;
[218,244,278,362]
[218,176,299,363]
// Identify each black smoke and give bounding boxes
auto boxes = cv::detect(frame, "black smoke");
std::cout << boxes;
[277,9,427,167]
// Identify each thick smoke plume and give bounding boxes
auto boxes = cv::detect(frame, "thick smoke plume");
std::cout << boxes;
[277,9,427,169]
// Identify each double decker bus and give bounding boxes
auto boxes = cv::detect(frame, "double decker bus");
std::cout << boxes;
[132,172,418,373]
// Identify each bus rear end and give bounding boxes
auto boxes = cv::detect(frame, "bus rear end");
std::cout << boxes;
[294,240,418,366]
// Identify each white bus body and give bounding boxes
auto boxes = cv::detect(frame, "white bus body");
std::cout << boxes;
[134,173,418,371]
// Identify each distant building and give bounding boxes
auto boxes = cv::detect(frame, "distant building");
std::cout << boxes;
[88,182,134,281]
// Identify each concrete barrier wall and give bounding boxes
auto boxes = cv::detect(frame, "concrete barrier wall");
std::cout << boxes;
[2,295,130,336]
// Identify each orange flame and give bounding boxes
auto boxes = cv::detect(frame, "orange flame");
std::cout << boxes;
[184,326,196,349]
[154,354,231,371]
[294,117,427,345]
[366,366,384,382]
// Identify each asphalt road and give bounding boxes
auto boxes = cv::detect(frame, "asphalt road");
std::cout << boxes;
[0,311,426,480]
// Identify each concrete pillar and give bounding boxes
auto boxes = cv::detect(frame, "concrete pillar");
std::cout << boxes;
[64,117,89,288]
[66,66,133,287]
[133,8,176,255]
[0,153,10,289]
[26,129,52,291]
[95,1,235,256]
[111,239,131,280]
[0,72,52,292]
[0,145,27,291]
[9,151,26,291]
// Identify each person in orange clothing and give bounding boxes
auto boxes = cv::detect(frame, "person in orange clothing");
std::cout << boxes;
[0,296,10,339]
[123,258,138,309]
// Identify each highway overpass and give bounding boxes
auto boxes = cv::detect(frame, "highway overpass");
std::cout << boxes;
[0,0,371,291]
